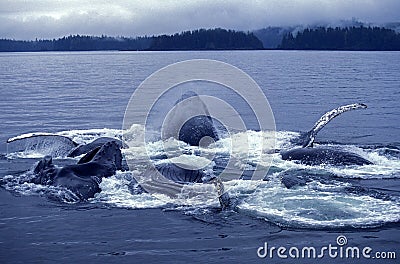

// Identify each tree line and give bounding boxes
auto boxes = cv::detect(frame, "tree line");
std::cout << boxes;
[149,28,263,50]
[1,26,399,52]
[0,35,151,52]
[0,28,263,52]
[279,26,400,50]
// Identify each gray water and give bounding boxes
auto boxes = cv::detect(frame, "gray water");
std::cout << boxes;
[1,51,399,148]
[0,51,399,263]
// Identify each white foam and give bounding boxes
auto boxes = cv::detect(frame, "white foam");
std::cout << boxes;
[57,128,122,145]
[6,151,52,159]
[2,174,80,204]
[90,171,167,208]
[94,171,221,209]
[167,155,214,169]
[324,145,400,179]
[4,127,400,228]
[236,180,400,228]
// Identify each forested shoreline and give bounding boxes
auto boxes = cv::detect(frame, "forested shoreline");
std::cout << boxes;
[1,26,399,52]
[279,26,400,50]
[0,28,262,52]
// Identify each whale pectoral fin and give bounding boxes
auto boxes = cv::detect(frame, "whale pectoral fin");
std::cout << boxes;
[302,103,368,148]
[7,134,77,157]
[7,133,77,145]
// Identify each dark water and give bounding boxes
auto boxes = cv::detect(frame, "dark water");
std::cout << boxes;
[0,51,399,263]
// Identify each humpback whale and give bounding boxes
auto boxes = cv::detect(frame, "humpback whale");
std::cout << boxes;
[160,93,372,166]
[6,93,372,206]
[281,147,372,166]
[68,137,125,157]
[7,134,123,158]
[28,141,122,200]
[9,133,231,206]
[281,103,372,165]
[162,91,220,146]
[144,162,231,209]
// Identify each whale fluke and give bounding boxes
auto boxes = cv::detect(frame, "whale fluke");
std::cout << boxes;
[302,103,367,148]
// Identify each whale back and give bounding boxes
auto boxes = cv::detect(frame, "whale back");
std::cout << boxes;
[68,137,123,157]
[281,147,373,166]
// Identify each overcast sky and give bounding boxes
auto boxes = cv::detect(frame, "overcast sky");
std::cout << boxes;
[1,0,399,40]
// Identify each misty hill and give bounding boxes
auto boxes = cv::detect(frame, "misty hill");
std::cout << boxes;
[253,27,293,49]
[253,20,400,49]
[0,28,262,52]
[279,26,400,50]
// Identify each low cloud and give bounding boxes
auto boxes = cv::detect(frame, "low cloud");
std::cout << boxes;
[1,0,399,40]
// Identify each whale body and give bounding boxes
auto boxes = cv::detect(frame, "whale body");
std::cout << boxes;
[29,141,122,200]
[281,147,372,166]
[67,137,125,157]
[281,103,372,166]
[146,162,232,209]
[162,91,220,146]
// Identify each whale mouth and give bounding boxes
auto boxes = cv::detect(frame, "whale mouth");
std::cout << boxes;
[2,127,400,229]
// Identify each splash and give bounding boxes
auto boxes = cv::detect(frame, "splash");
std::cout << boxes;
[3,127,400,229]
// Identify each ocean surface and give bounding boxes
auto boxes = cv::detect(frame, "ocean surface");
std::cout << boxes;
[0,50,399,263]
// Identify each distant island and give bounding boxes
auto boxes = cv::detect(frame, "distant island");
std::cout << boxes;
[1,26,399,52]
